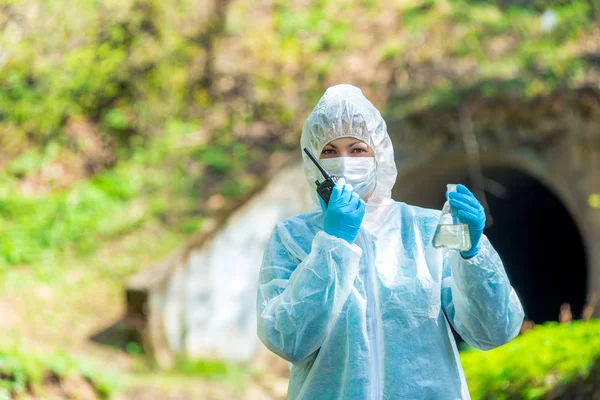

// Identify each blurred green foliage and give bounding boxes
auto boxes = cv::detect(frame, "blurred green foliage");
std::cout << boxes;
[0,0,597,270]
[384,0,595,114]
[1,0,595,143]
[2,0,589,148]
[0,0,159,144]
[0,129,199,268]
[461,320,600,399]
[0,343,119,398]
[172,358,252,392]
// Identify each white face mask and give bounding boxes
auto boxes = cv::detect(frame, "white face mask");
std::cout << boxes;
[319,157,377,199]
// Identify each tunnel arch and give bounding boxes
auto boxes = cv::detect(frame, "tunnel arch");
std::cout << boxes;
[392,154,589,324]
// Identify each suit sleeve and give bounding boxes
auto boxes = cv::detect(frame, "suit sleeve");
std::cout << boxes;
[441,235,524,350]
[257,226,362,364]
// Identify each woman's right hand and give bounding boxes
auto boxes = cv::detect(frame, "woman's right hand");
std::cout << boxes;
[319,178,366,243]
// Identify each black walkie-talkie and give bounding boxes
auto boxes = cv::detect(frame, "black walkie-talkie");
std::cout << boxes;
[303,147,338,205]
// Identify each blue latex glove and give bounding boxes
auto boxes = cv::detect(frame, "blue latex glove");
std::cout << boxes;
[319,178,366,244]
[447,184,486,259]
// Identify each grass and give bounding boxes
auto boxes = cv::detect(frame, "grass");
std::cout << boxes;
[461,320,600,399]
[170,358,255,393]
[0,122,217,270]
[0,342,119,399]
[0,207,255,397]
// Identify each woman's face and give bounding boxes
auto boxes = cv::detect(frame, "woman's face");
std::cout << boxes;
[319,137,374,159]
[318,137,376,201]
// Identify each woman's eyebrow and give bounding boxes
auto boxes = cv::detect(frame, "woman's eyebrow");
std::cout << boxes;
[324,143,338,150]
[347,141,366,148]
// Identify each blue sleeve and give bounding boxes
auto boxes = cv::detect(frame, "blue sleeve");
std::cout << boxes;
[256,225,362,364]
[441,235,524,350]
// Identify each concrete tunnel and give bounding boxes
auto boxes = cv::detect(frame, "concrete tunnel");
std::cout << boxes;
[393,158,589,324]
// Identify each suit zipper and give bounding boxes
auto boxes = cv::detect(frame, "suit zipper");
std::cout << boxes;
[359,230,381,400]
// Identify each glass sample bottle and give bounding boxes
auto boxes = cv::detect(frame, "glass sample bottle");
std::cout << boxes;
[432,184,472,251]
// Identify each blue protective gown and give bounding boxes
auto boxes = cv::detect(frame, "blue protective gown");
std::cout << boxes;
[256,85,524,399]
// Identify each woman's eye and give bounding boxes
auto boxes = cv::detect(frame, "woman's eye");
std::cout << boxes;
[352,148,366,153]
[322,149,335,155]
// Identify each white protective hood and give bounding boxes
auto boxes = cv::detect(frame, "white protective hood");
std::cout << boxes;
[300,84,397,205]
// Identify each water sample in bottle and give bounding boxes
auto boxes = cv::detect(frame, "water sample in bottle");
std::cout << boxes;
[432,184,472,251]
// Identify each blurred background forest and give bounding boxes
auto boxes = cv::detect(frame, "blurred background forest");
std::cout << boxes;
[1,0,600,398]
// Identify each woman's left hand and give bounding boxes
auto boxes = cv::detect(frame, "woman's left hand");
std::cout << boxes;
[447,184,486,259]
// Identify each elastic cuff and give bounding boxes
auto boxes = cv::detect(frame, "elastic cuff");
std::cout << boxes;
[460,246,480,259]
[323,229,356,245]
[319,230,361,251]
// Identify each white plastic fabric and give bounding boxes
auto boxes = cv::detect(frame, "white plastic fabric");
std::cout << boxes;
[319,157,377,199]
[257,84,524,399]
[300,84,397,205]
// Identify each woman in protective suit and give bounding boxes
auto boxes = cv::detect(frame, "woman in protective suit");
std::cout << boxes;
[257,84,524,399]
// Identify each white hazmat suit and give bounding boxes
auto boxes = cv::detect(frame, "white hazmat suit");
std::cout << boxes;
[257,84,524,399]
